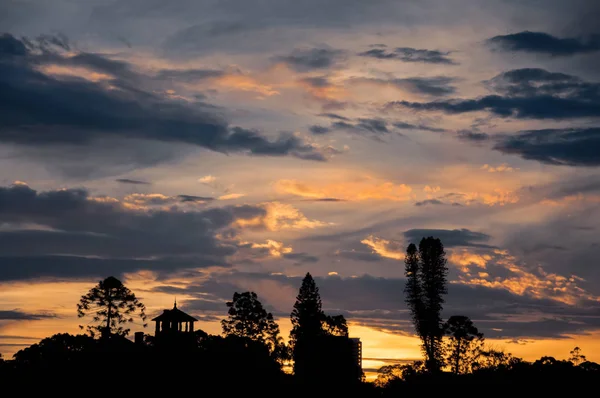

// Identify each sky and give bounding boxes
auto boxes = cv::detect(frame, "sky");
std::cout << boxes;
[1,0,600,377]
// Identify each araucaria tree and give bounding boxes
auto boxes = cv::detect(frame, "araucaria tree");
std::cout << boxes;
[289,272,348,347]
[444,315,484,374]
[221,291,288,363]
[77,276,146,338]
[404,237,448,372]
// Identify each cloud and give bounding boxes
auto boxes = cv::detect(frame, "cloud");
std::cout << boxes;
[403,228,493,248]
[154,68,226,81]
[452,248,597,306]
[481,164,518,173]
[393,121,446,133]
[357,76,457,96]
[308,116,434,136]
[415,198,445,206]
[0,33,330,172]
[275,178,412,201]
[389,68,600,119]
[359,46,456,64]
[234,201,328,231]
[122,193,213,208]
[361,236,405,260]
[317,113,351,121]
[274,47,345,72]
[309,125,331,135]
[0,182,270,280]
[456,130,490,142]
[0,310,57,320]
[493,127,600,167]
[116,178,151,185]
[487,31,600,56]
[218,193,246,200]
[178,194,215,203]
[198,175,217,184]
[159,271,600,339]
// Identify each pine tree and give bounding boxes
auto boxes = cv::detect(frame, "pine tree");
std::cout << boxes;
[290,272,325,346]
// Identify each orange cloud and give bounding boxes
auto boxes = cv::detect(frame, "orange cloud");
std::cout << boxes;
[214,74,279,97]
[275,178,412,202]
[452,249,597,305]
[361,236,405,260]
[297,77,348,101]
[218,193,246,200]
[246,239,293,257]
[481,164,519,173]
[38,64,113,82]
[448,251,491,272]
[235,201,328,231]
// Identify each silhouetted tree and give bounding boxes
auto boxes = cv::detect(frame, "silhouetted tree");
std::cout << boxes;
[13,333,95,366]
[290,272,325,346]
[323,314,349,337]
[444,315,484,374]
[375,361,424,388]
[221,291,288,363]
[569,346,587,366]
[472,347,520,371]
[77,276,146,338]
[404,237,448,372]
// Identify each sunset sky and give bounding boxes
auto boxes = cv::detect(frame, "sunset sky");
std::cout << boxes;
[1,0,600,376]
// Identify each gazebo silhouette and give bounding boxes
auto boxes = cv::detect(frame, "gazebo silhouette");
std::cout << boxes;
[152,300,198,336]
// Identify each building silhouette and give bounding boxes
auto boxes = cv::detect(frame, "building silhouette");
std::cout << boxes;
[294,335,363,384]
[350,337,363,378]
[152,300,198,336]
[151,300,199,349]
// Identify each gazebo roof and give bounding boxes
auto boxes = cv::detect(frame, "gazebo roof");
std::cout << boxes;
[152,301,198,322]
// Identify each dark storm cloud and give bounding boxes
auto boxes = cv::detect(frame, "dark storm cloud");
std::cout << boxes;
[0,310,57,320]
[389,68,600,119]
[116,178,151,185]
[0,33,327,165]
[403,228,493,248]
[0,183,266,280]
[487,31,600,56]
[493,127,600,167]
[359,46,456,64]
[274,47,345,72]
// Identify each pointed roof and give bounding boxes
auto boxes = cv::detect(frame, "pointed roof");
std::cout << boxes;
[151,301,198,322]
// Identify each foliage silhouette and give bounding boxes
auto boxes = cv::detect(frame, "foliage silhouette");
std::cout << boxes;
[221,291,289,364]
[290,272,326,346]
[569,346,586,365]
[289,272,357,384]
[444,315,484,374]
[404,237,448,372]
[76,276,146,338]
[2,266,600,395]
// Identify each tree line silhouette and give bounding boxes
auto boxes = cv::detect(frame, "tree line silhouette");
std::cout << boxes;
[1,237,598,395]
